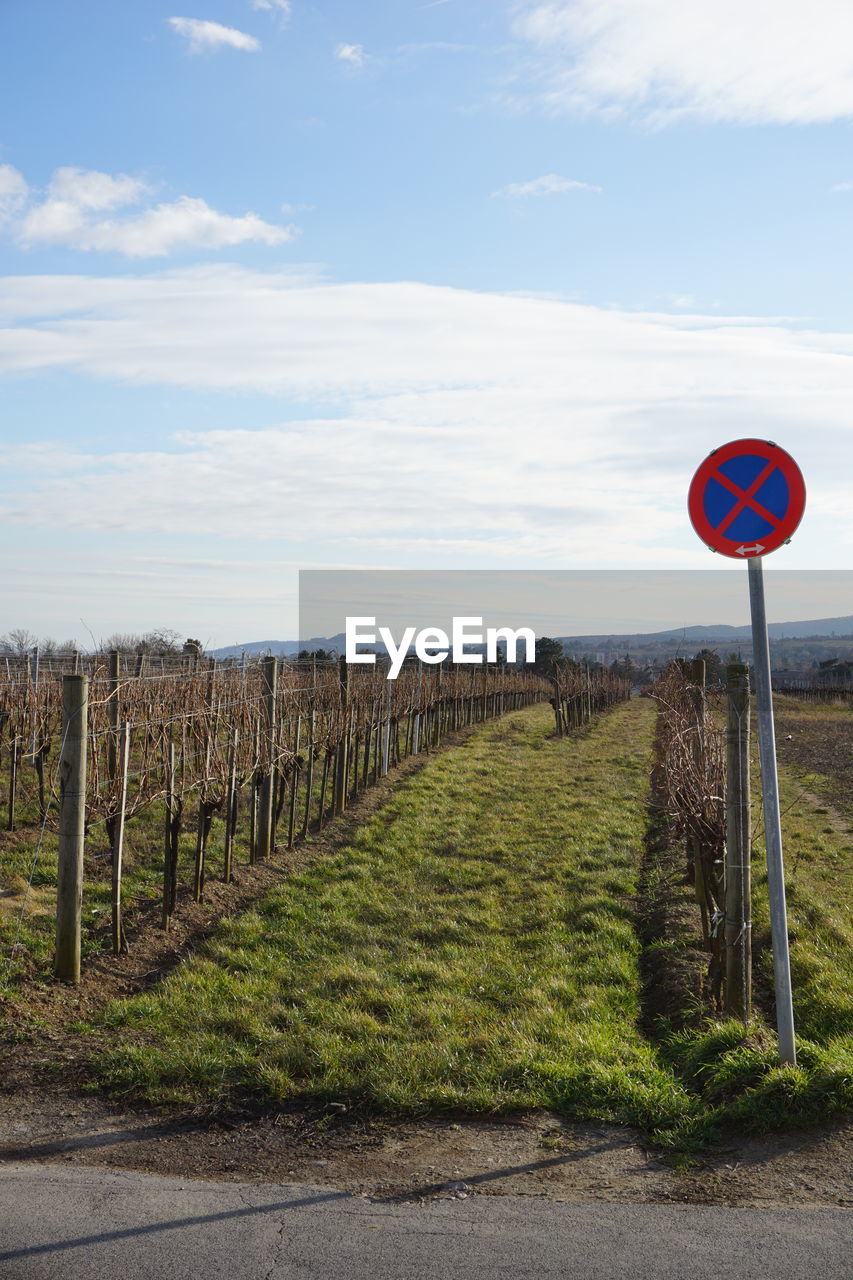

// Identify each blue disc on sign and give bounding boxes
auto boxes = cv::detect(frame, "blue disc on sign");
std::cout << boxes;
[688,439,806,559]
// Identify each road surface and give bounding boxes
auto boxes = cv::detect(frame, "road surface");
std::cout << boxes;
[0,1163,849,1279]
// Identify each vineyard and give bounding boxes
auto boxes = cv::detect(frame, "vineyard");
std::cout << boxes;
[0,654,630,986]
[0,654,849,1153]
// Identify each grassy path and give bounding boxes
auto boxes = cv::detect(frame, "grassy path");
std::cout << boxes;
[95,697,853,1144]
[98,699,692,1128]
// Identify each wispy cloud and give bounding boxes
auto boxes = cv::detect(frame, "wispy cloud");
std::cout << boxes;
[168,17,261,53]
[0,164,30,224]
[0,265,849,568]
[4,166,296,257]
[396,42,474,55]
[250,0,291,23]
[334,42,365,68]
[513,1,853,126]
[831,182,853,192]
[493,173,602,198]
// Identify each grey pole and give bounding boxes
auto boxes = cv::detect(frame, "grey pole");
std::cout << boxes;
[747,558,796,1065]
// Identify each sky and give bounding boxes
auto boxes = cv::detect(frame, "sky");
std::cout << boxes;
[1,1,852,647]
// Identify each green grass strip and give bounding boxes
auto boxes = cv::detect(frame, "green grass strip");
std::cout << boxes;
[97,700,693,1129]
[95,699,853,1145]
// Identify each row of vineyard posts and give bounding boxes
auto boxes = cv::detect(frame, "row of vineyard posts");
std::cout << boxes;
[649,659,753,1020]
[549,662,633,734]
[1,651,558,983]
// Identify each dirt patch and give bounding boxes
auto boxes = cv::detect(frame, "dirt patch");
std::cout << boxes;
[637,808,709,1037]
[0,1089,850,1208]
[775,701,853,824]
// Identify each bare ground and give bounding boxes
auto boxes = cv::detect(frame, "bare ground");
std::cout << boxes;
[0,1087,850,1209]
[775,699,853,824]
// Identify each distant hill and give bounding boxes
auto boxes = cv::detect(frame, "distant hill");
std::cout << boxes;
[213,635,347,659]
[558,615,853,647]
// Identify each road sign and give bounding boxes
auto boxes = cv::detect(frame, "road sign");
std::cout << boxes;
[688,439,806,559]
[687,437,804,1066]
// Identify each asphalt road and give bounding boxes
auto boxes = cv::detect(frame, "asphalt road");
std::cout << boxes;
[0,1164,849,1280]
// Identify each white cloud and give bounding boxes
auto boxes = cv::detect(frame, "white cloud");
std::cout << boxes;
[513,1,853,125]
[7,166,296,257]
[168,17,261,53]
[335,43,365,68]
[46,167,149,211]
[0,165,29,224]
[23,196,295,256]
[0,266,850,568]
[251,0,291,16]
[831,182,853,192]
[493,173,601,198]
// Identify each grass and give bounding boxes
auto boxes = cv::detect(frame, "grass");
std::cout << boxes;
[758,746,853,1046]
[97,700,697,1132]
[1,733,334,993]
[0,783,228,990]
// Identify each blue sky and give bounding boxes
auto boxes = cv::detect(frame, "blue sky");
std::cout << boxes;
[1,1,852,645]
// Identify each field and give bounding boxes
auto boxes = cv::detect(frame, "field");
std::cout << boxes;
[1,678,850,1159]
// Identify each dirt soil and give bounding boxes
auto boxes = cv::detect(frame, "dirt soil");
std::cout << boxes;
[775,700,853,824]
[1,713,851,1209]
[0,1088,850,1209]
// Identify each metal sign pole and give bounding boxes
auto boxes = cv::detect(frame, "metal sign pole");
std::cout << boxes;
[747,558,797,1066]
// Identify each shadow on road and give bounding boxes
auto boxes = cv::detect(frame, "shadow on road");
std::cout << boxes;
[0,1187,352,1262]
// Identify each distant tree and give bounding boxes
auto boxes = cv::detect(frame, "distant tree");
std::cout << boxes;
[610,653,639,682]
[0,628,38,656]
[533,637,565,676]
[182,638,204,657]
[102,628,182,656]
[694,647,723,685]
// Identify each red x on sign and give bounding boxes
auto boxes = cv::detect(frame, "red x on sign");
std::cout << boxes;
[688,439,806,559]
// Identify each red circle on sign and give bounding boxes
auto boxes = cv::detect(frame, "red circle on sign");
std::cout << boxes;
[688,439,806,559]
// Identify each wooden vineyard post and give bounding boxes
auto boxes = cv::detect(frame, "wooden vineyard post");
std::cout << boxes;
[334,656,348,814]
[7,727,17,832]
[381,681,392,777]
[29,646,39,761]
[257,657,277,859]
[162,742,179,930]
[111,722,130,955]
[318,749,330,830]
[106,650,120,848]
[287,714,302,849]
[412,662,422,755]
[193,736,213,901]
[688,658,711,946]
[552,679,563,736]
[223,728,238,884]
[249,718,260,864]
[725,663,752,1021]
[301,708,315,840]
[55,674,88,983]
[361,722,372,789]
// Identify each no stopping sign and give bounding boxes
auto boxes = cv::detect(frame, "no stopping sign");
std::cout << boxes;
[688,439,806,559]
